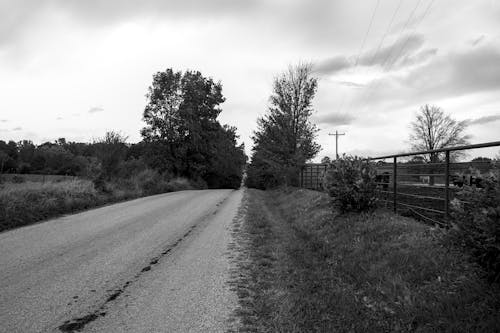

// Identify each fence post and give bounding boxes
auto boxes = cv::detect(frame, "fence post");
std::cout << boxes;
[444,150,450,221]
[393,156,397,213]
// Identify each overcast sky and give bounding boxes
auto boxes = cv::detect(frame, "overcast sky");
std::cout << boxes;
[1,0,499,159]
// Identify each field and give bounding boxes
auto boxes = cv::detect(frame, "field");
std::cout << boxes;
[0,173,76,183]
[233,188,500,332]
[0,175,195,232]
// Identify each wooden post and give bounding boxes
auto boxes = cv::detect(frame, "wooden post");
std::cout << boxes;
[393,157,397,213]
[444,150,450,221]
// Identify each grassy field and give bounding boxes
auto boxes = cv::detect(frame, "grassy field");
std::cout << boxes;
[0,176,194,232]
[0,173,76,183]
[232,188,500,332]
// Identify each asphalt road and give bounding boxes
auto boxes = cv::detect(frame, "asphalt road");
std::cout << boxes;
[0,189,243,333]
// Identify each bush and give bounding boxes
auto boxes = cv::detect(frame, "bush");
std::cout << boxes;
[448,164,500,282]
[323,155,378,213]
[11,175,25,183]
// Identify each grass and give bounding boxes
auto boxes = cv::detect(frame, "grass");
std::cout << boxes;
[0,176,195,233]
[233,187,500,332]
[0,173,76,183]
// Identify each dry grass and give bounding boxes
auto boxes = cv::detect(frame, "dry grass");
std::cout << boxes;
[0,179,99,231]
[234,188,500,332]
[0,176,196,232]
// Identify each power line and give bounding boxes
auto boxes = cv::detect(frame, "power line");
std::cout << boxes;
[342,0,415,116]
[367,0,404,67]
[386,0,435,69]
[354,0,381,67]
[357,0,436,112]
[346,0,436,115]
[379,0,423,70]
[336,0,382,115]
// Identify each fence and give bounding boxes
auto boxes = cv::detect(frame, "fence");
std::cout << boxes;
[368,141,500,225]
[299,163,327,190]
[299,141,500,225]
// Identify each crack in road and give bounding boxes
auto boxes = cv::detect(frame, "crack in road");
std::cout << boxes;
[58,197,228,332]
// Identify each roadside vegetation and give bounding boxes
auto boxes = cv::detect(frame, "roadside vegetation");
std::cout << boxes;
[0,175,194,232]
[234,188,500,332]
[0,68,246,232]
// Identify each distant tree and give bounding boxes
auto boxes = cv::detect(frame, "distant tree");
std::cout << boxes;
[0,140,18,172]
[321,156,332,164]
[93,131,129,178]
[407,155,425,164]
[247,63,321,188]
[471,157,492,162]
[409,105,470,162]
[0,151,8,173]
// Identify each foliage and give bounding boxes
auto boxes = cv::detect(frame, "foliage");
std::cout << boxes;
[448,164,500,282]
[92,131,128,179]
[323,155,378,212]
[409,104,470,162]
[246,63,321,189]
[141,68,246,188]
[236,188,500,332]
[320,156,331,164]
[0,179,98,231]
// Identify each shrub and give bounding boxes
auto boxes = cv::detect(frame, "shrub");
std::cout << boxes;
[323,155,378,213]
[448,164,500,282]
[165,177,194,192]
[11,175,25,183]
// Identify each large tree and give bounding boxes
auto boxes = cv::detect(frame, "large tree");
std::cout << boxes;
[247,63,321,188]
[141,68,245,187]
[409,105,470,162]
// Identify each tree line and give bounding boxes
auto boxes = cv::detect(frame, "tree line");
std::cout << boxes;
[0,68,247,189]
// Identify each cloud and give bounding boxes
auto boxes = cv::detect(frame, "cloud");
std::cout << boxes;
[0,0,263,49]
[470,35,485,47]
[314,113,355,126]
[88,106,104,113]
[337,81,365,88]
[359,34,427,69]
[361,41,500,109]
[314,56,350,75]
[469,114,500,125]
[315,33,433,75]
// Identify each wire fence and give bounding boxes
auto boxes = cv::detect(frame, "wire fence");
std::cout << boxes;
[368,141,500,225]
[300,141,500,225]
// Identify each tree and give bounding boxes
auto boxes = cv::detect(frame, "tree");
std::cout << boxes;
[409,105,470,162]
[246,63,321,188]
[141,68,245,187]
[471,157,492,162]
[93,131,128,178]
[321,156,332,164]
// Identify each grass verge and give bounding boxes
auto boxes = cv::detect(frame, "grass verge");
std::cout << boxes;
[0,177,194,232]
[232,188,500,332]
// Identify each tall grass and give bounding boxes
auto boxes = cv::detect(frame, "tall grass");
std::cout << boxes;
[0,174,196,232]
[234,188,500,332]
[0,180,98,231]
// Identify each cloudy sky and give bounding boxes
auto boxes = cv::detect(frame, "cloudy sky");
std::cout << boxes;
[1,0,499,159]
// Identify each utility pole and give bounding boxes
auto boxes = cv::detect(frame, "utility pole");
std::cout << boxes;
[328,130,345,159]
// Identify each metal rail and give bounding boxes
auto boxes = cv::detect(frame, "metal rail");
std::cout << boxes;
[369,140,500,225]
[369,141,500,160]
